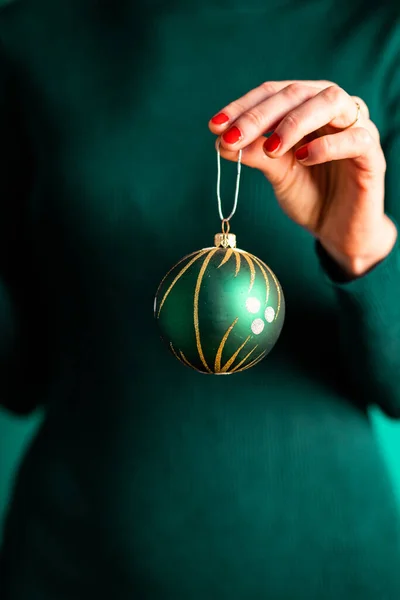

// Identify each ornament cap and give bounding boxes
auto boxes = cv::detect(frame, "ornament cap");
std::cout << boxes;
[214,232,237,248]
[214,218,237,248]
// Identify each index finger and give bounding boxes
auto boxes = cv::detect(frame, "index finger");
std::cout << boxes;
[209,80,334,130]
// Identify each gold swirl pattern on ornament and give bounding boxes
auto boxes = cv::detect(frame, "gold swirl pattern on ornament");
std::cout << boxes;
[236,250,256,293]
[230,344,259,373]
[221,335,251,373]
[169,342,189,369]
[194,249,219,374]
[214,317,239,373]
[252,256,282,319]
[234,349,268,373]
[156,249,204,303]
[180,350,205,373]
[157,249,209,318]
[170,342,190,369]
[250,255,270,304]
[218,248,233,269]
[169,342,181,361]
[169,343,206,373]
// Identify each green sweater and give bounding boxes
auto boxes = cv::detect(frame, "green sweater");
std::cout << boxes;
[1,1,400,598]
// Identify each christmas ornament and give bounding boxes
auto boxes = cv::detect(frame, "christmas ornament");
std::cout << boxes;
[154,142,285,374]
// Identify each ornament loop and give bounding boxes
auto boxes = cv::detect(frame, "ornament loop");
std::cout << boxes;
[216,138,242,223]
[221,219,230,235]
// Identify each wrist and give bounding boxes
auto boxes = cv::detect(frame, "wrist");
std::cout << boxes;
[318,216,398,278]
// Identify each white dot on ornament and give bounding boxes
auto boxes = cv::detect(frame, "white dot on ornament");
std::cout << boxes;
[251,318,265,335]
[246,297,261,314]
[265,306,275,323]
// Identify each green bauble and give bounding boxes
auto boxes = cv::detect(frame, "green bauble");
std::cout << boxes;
[154,231,285,374]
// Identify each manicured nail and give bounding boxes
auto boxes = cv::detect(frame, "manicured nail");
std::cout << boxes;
[295,146,309,161]
[222,126,242,144]
[263,132,281,154]
[211,112,230,125]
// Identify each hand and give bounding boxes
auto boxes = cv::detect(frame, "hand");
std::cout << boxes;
[208,80,397,277]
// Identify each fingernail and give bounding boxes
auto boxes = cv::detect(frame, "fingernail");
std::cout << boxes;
[222,126,242,145]
[211,112,230,125]
[295,146,309,161]
[263,132,281,154]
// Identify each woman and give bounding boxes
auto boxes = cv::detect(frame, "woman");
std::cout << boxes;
[1,0,400,598]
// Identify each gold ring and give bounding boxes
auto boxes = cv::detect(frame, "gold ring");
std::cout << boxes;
[342,101,361,130]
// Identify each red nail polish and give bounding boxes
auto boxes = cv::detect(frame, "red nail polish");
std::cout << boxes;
[222,126,242,144]
[211,112,230,125]
[295,146,309,161]
[263,132,281,153]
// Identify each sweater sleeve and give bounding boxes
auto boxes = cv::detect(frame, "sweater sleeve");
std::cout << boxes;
[315,31,400,419]
[0,42,41,415]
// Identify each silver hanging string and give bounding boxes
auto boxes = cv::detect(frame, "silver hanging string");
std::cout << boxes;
[216,138,243,222]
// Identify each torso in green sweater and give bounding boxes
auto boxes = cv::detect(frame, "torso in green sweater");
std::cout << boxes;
[1,1,400,598]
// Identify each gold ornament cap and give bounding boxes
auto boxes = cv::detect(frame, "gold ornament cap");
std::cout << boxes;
[214,219,237,248]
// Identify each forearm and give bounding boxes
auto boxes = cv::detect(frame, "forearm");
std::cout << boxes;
[316,222,400,418]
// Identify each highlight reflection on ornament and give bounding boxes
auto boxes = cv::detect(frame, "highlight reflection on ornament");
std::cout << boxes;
[154,224,285,374]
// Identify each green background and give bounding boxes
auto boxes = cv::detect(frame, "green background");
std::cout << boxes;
[0,411,43,543]
[0,408,399,543]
